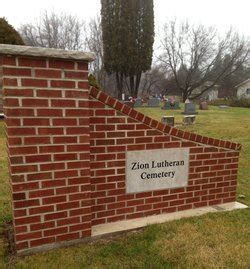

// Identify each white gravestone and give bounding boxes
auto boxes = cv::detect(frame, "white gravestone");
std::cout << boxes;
[126,148,189,193]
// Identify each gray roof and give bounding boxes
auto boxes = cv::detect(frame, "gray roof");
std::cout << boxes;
[235,79,250,88]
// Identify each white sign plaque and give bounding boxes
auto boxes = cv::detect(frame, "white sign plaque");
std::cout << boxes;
[126,148,189,193]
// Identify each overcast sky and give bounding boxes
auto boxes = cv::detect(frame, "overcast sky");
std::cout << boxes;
[1,0,249,37]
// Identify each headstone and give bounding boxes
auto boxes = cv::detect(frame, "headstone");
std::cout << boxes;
[162,101,180,110]
[183,115,196,125]
[147,98,160,107]
[173,101,180,109]
[199,101,208,110]
[162,116,174,126]
[182,103,198,115]
[162,101,171,110]
[125,95,130,101]
[134,99,143,107]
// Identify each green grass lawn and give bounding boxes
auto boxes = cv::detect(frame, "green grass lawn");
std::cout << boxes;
[0,105,249,268]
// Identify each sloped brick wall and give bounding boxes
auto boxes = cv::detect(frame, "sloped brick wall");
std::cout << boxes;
[89,87,240,225]
[0,45,241,254]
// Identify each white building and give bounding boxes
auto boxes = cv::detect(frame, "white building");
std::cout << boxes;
[204,88,219,101]
[236,79,250,99]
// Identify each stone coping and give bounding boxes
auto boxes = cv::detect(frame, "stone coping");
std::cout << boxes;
[0,44,95,62]
[89,87,242,151]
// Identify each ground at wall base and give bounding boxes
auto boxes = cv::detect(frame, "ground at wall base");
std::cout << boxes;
[92,201,247,237]
[16,201,247,256]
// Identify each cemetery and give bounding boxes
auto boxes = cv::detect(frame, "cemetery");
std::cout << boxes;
[147,97,160,107]
[0,96,249,268]
[0,44,248,269]
[0,1,249,267]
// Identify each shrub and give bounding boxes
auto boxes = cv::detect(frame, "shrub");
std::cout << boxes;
[209,97,250,108]
[88,74,101,90]
[208,99,231,106]
[0,17,24,45]
[229,97,250,108]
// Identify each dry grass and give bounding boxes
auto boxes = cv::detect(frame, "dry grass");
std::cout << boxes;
[9,210,250,269]
[0,121,11,224]
[156,212,250,268]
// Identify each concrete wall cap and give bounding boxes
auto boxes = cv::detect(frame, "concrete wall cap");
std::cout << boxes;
[0,44,95,62]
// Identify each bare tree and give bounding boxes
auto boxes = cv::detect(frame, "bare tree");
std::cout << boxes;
[84,16,107,88]
[158,21,249,102]
[19,11,85,50]
[19,12,118,95]
[139,68,167,97]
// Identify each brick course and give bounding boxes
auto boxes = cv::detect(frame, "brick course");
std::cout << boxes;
[1,54,92,252]
[88,87,240,226]
[1,49,241,254]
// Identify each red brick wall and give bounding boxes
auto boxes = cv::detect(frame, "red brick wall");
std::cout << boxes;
[89,88,240,225]
[1,53,241,254]
[1,55,91,252]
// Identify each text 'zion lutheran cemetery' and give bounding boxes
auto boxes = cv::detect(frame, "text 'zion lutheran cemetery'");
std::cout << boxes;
[126,148,189,193]
[131,160,185,179]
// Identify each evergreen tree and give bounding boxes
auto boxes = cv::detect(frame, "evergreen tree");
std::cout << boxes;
[0,18,24,45]
[101,0,154,98]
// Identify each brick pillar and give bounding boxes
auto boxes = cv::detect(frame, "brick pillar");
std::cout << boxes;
[0,45,94,254]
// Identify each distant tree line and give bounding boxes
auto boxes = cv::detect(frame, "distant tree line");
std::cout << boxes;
[157,21,249,101]
[1,6,249,101]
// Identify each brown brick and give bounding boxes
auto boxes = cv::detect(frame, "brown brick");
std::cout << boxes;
[35,69,61,78]
[51,80,75,88]
[18,58,46,67]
